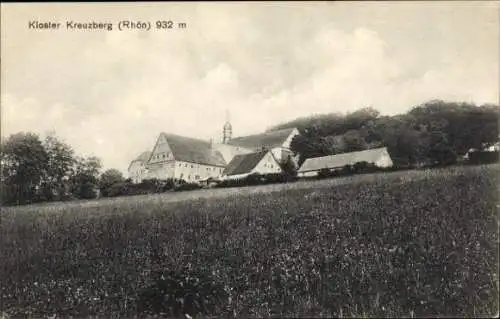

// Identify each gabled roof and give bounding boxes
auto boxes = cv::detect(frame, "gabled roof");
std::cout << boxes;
[227,128,296,150]
[135,151,152,162]
[223,151,268,176]
[298,147,391,172]
[128,151,152,170]
[158,133,226,167]
[212,143,254,164]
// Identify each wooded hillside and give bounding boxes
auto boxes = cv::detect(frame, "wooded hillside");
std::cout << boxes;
[268,100,500,167]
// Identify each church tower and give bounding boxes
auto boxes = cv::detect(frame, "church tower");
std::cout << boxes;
[222,110,232,144]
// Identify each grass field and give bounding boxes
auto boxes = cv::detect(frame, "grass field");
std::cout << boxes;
[1,164,499,318]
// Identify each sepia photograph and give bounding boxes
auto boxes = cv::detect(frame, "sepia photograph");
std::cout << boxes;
[1,1,499,318]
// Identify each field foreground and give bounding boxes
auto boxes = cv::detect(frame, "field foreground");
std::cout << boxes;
[1,165,499,318]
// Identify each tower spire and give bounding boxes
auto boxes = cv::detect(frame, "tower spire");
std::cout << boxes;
[222,109,232,144]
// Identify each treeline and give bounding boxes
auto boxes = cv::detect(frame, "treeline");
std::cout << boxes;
[100,177,203,197]
[269,100,500,167]
[215,171,298,188]
[1,132,103,205]
[2,100,499,206]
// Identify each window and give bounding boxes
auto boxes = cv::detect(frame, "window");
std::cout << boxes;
[191,164,194,168]
[185,164,187,167]
[195,175,200,180]
[188,175,191,180]
[162,154,165,159]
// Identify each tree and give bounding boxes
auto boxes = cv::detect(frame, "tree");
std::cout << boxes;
[1,132,48,205]
[290,134,325,166]
[427,130,456,166]
[40,132,76,201]
[279,154,298,180]
[69,156,102,199]
[99,169,125,197]
[342,129,367,152]
[343,107,380,132]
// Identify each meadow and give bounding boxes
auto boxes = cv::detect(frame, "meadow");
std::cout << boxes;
[1,164,499,318]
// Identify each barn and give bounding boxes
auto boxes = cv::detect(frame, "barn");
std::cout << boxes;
[224,128,300,164]
[297,147,393,177]
[145,133,226,183]
[221,150,283,180]
[127,151,151,183]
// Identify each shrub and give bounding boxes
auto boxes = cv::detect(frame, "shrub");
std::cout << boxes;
[156,178,176,193]
[245,173,264,185]
[215,172,298,188]
[317,168,333,179]
[174,182,202,192]
[468,151,499,165]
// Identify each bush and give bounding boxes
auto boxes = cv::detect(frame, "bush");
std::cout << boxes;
[174,182,202,192]
[156,178,176,193]
[100,178,180,198]
[316,162,389,180]
[246,173,264,185]
[468,151,499,165]
[317,168,333,179]
[215,172,298,188]
[353,161,381,174]
[107,182,127,197]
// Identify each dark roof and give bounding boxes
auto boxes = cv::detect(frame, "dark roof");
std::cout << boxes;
[162,133,226,167]
[298,147,392,172]
[227,128,296,150]
[223,151,268,176]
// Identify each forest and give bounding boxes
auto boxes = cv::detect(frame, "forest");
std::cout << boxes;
[272,100,500,167]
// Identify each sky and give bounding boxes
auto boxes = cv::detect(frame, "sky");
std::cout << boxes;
[1,2,499,175]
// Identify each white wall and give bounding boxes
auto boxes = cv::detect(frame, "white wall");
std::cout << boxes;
[270,128,300,163]
[282,128,300,149]
[149,134,175,164]
[298,171,318,178]
[375,151,393,168]
[128,161,148,183]
[212,143,253,164]
[222,152,282,180]
[270,147,283,162]
[147,161,176,180]
[252,152,283,175]
[174,161,224,182]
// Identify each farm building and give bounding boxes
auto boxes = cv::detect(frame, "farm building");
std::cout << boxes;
[127,151,151,183]
[145,133,227,183]
[224,127,300,164]
[297,147,393,177]
[221,150,283,180]
[128,119,300,183]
